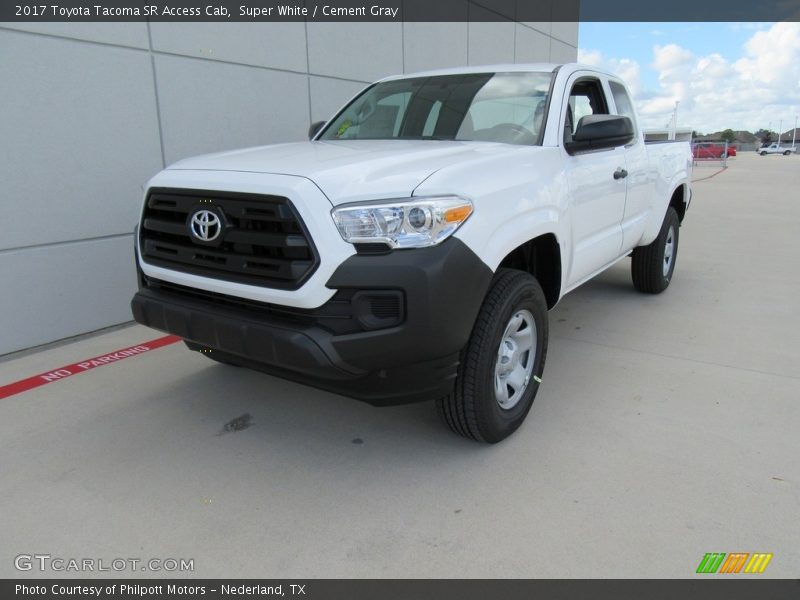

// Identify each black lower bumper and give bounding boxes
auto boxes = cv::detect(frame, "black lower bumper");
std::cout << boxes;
[132,238,493,405]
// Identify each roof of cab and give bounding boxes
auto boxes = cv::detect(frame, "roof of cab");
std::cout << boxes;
[376,63,619,83]
[377,63,563,82]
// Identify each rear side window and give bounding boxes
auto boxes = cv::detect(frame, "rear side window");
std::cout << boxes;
[609,80,637,134]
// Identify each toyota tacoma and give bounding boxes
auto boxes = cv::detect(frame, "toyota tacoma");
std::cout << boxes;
[131,63,692,442]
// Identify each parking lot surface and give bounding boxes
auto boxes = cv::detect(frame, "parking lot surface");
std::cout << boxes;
[1,152,798,578]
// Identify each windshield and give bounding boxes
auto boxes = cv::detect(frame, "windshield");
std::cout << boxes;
[319,71,554,146]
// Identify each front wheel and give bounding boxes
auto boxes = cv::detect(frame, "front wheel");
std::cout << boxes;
[631,207,680,294]
[437,269,548,443]
[760,151,768,156]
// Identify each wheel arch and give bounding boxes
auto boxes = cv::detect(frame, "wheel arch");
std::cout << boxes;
[497,233,562,309]
[669,183,688,223]
[640,180,689,246]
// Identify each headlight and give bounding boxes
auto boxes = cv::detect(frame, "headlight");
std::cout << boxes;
[331,196,473,249]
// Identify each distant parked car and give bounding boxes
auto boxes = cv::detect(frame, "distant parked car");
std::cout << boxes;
[758,143,796,156]
[692,143,730,159]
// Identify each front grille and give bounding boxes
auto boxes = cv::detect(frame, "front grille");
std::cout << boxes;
[142,277,404,335]
[144,277,361,335]
[139,188,319,289]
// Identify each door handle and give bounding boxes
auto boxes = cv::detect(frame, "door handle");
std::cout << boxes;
[613,168,628,180]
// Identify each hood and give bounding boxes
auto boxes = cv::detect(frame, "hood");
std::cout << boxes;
[167,139,524,204]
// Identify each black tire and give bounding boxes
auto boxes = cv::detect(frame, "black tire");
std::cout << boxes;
[437,269,548,443]
[760,151,767,156]
[631,207,680,294]
[183,340,242,367]
[784,151,791,156]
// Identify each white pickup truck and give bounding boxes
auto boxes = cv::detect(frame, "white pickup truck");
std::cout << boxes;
[132,63,692,443]
[758,143,796,156]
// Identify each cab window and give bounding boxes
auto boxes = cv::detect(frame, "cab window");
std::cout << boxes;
[609,80,637,138]
[564,78,609,143]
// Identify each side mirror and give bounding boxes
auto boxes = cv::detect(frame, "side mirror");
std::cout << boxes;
[565,115,634,155]
[308,121,326,140]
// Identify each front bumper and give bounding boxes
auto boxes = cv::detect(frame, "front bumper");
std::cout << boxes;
[132,238,492,405]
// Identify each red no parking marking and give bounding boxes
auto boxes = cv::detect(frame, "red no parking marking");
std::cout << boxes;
[0,335,181,400]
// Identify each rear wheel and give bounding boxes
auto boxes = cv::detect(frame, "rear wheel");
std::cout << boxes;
[784,150,791,156]
[437,269,548,443]
[631,207,680,294]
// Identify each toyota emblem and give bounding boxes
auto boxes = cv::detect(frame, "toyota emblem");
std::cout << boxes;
[189,209,222,242]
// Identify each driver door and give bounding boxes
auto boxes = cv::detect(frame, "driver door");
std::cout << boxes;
[562,75,627,286]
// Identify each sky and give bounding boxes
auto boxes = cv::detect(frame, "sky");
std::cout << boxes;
[578,22,800,135]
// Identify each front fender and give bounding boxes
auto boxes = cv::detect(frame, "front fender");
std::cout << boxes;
[415,146,570,290]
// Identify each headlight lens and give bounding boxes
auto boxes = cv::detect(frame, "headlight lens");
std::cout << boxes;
[331,196,473,249]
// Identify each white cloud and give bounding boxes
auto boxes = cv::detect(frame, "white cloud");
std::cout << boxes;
[579,22,800,133]
[734,22,800,89]
[577,48,642,96]
[652,43,694,72]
